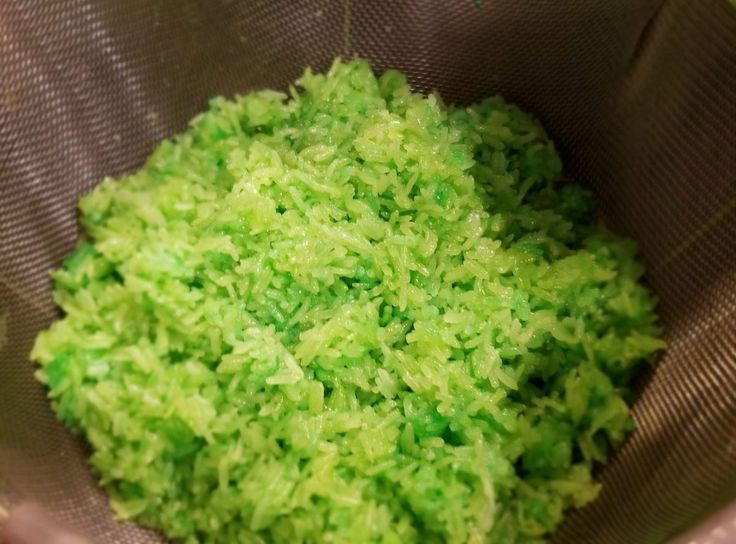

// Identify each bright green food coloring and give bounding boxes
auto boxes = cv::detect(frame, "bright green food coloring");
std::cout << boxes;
[32,59,664,544]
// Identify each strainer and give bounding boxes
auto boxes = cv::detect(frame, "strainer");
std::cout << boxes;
[0,1,734,543]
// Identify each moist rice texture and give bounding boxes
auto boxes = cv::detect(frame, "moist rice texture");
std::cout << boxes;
[32,59,664,544]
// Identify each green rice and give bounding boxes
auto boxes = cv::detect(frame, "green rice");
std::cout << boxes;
[32,59,664,544]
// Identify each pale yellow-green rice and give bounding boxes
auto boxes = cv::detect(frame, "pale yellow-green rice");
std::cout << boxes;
[32,59,664,544]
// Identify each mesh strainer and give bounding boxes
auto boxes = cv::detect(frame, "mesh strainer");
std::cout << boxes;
[0,1,734,543]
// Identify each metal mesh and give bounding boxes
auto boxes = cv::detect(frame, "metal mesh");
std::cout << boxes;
[0,1,734,542]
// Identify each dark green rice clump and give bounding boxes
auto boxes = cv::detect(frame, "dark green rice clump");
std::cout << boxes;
[32,59,663,544]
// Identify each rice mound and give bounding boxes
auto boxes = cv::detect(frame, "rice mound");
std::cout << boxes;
[32,59,664,543]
